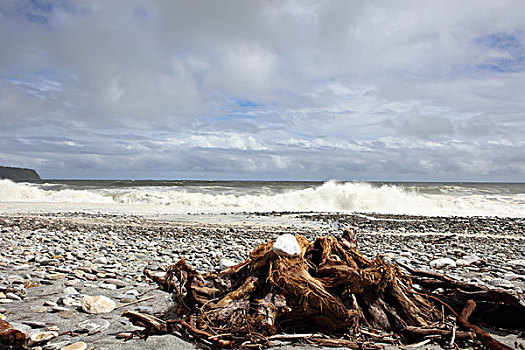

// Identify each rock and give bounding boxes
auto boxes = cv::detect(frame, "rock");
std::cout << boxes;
[60,342,87,350]
[32,306,48,313]
[6,292,22,300]
[123,289,140,297]
[42,341,71,350]
[46,273,66,280]
[93,257,108,265]
[10,322,32,334]
[51,306,70,312]
[136,305,153,313]
[272,234,301,257]
[58,310,77,319]
[22,321,46,328]
[219,258,237,270]
[463,255,483,266]
[103,278,127,288]
[430,258,456,269]
[28,331,58,346]
[507,259,525,267]
[76,319,110,335]
[455,258,469,267]
[98,282,117,290]
[63,287,78,295]
[60,297,81,307]
[81,295,116,314]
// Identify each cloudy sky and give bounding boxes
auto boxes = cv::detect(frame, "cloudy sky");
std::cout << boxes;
[1,0,525,181]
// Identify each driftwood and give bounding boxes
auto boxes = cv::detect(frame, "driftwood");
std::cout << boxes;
[0,320,28,350]
[121,228,525,349]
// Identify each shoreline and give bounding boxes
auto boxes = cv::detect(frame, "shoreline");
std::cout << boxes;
[1,211,523,349]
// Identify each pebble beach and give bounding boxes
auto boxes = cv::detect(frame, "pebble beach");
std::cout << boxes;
[1,212,524,349]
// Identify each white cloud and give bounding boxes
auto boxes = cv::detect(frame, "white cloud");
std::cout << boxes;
[1,0,525,180]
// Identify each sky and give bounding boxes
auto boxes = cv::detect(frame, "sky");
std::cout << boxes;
[1,0,525,181]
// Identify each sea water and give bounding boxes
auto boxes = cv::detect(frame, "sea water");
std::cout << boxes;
[1,179,524,218]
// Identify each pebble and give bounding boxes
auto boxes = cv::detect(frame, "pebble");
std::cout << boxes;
[22,320,46,328]
[93,257,108,265]
[430,258,457,269]
[42,341,71,350]
[219,257,237,270]
[60,342,87,350]
[28,331,58,346]
[103,278,127,288]
[81,295,116,314]
[63,287,78,295]
[6,292,22,300]
[273,234,301,257]
[0,212,523,350]
[76,319,110,335]
[46,273,66,280]
[58,310,77,319]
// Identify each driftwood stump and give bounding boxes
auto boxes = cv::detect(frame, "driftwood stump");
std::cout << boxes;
[124,229,525,349]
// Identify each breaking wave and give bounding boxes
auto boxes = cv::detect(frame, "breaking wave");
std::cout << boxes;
[1,179,524,217]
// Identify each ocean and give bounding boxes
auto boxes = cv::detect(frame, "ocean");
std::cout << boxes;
[1,179,524,218]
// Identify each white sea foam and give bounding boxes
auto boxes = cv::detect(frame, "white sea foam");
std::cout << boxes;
[0,179,524,217]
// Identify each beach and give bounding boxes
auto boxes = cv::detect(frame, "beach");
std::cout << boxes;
[1,210,523,349]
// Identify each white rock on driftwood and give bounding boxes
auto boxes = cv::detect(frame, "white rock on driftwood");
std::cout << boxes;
[220,258,237,270]
[273,234,301,257]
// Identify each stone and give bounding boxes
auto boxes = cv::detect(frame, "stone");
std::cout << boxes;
[46,273,66,280]
[51,306,70,313]
[76,319,110,335]
[42,341,71,350]
[5,292,22,300]
[81,295,116,314]
[136,305,153,313]
[219,258,237,270]
[32,306,49,313]
[98,282,117,290]
[28,331,58,346]
[22,321,46,328]
[58,310,77,319]
[60,342,87,350]
[272,234,301,257]
[463,255,483,266]
[455,258,469,267]
[507,259,525,267]
[430,258,456,269]
[93,257,108,265]
[60,297,81,307]
[10,322,31,333]
[63,287,78,295]
[103,278,127,288]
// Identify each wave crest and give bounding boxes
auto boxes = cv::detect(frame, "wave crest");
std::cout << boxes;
[1,179,523,217]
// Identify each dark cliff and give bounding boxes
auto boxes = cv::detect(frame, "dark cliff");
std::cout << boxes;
[0,166,41,181]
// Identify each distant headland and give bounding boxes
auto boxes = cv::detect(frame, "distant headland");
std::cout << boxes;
[0,166,41,181]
